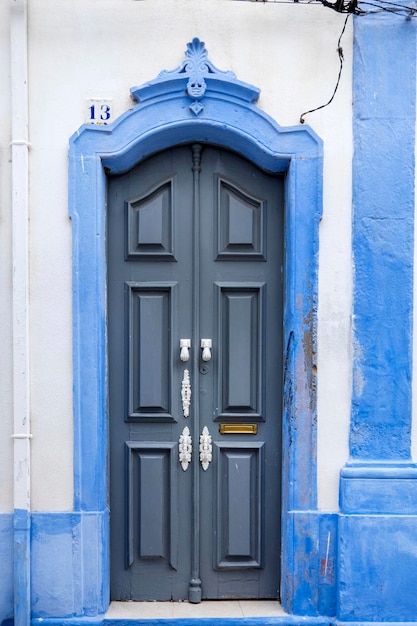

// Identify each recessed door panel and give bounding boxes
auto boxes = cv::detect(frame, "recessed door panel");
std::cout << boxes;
[215,443,264,569]
[217,284,264,418]
[108,144,283,602]
[126,442,177,568]
[127,283,175,419]
[217,178,265,259]
[126,179,174,259]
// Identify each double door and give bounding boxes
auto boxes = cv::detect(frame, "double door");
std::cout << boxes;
[108,144,284,601]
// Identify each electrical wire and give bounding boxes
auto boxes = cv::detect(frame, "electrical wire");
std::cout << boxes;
[248,0,417,15]
[358,0,417,14]
[240,0,416,122]
[299,13,350,123]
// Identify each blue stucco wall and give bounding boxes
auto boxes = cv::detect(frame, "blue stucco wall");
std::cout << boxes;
[339,515,417,621]
[350,14,416,461]
[337,9,417,623]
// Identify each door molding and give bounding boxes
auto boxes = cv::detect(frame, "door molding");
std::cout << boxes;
[69,38,323,616]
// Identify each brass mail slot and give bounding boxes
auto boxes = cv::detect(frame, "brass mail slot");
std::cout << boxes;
[219,423,258,435]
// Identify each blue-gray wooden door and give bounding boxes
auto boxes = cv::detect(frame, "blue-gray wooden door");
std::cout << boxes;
[108,144,283,601]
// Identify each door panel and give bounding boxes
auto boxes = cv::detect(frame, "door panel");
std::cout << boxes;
[126,442,178,569]
[126,178,174,259]
[109,147,193,601]
[215,443,264,569]
[198,147,283,600]
[217,284,263,416]
[128,284,175,418]
[108,144,283,601]
[216,178,265,259]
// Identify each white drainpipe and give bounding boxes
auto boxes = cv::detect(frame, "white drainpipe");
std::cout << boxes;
[10,1,31,624]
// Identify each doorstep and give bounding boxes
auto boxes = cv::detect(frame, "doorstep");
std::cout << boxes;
[102,601,334,625]
[106,601,287,620]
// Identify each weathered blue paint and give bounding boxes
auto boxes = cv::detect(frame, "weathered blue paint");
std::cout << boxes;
[318,515,338,617]
[30,512,109,619]
[0,514,13,624]
[67,39,323,622]
[340,462,417,513]
[281,513,337,618]
[338,515,417,622]
[337,10,417,623]
[338,462,417,620]
[31,513,79,618]
[350,13,416,462]
[14,509,30,626]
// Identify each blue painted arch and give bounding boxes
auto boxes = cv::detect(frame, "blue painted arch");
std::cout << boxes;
[68,39,323,617]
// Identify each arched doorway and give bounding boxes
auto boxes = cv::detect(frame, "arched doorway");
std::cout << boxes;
[69,38,322,614]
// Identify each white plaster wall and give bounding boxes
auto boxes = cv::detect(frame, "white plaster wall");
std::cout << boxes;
[2,0,353,511]
[0,3,13,513]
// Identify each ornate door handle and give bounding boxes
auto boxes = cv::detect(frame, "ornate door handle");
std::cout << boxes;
[201,339,212,362]
[179,426,192,471]
[199,426,212,471]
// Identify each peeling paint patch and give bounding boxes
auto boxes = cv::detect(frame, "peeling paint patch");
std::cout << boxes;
[351,336,364,398]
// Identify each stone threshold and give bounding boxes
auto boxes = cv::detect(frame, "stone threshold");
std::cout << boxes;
[106,601,288,621]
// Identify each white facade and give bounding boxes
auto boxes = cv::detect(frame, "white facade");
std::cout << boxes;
[0,0,353,515]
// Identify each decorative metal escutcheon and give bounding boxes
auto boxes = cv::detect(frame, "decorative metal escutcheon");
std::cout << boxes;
[181,369,191,417]
[199,426,212,471]
[179,426,192,471]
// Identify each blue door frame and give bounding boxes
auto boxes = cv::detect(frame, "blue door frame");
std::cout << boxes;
[63,38,324,621]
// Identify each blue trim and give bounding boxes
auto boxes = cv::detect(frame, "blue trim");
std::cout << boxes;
[101,620,333,626]
[68,39,322,619]
[28,618,417,626]
[130,38,261,106]
[32,618,335,626]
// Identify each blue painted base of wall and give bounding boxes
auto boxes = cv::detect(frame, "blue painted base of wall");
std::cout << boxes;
[27,617,417,626]
[27,511,337,622]
[0,514,13,625]
[281,513,337,617]
[338,514,417,622]
[31,511,109,619]
[5,508,417,624]
[338,465,417,622]
[31,618,335,626]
